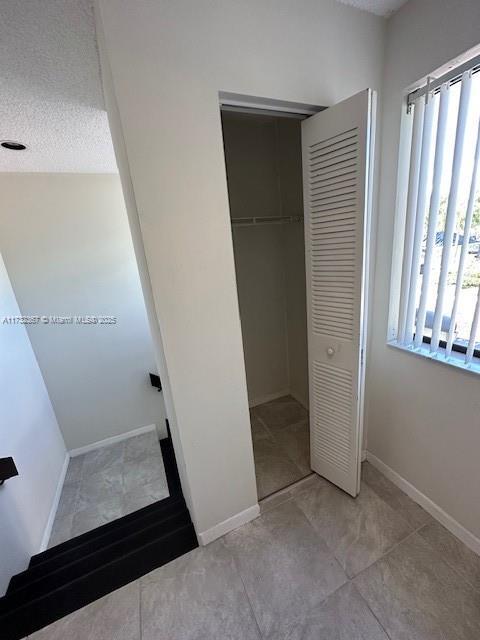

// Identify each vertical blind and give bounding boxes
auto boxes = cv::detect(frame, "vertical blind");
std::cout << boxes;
[397,67,480,365]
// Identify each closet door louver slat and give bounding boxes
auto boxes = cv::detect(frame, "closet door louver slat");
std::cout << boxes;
[302,89,374,497]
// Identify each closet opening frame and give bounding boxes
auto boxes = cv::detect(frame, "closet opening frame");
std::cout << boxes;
[219,91,325,118]
[219,91,326,230]
[219,92,325,499]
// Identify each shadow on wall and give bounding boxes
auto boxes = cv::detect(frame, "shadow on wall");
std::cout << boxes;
[0,174,166,451]
[0,253,67,595]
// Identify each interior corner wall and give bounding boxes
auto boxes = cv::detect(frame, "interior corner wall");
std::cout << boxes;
[95,0,385,536]
[284,222,309,408]
[222,114,283,221]
[0,254,67,596]
[277,118,309,409]
[0,173,166,451]
[93,17,192,512]
[366,0,480,538]
[232,224,290,406]
[225,113,309,409]
[223,113,292,407]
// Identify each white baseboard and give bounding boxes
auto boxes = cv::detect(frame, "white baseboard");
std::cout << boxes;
[69,423,157,457]
[366,451,480,556]
[40,452,70,552]
[249,389,291,408]
[198,504,260,546]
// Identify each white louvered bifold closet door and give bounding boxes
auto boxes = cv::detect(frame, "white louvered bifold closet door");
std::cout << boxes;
[302,89,374,497]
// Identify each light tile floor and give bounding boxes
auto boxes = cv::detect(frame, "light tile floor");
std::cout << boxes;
[48,430,169,547]
[251,395,310,499]
[31,461,480,639]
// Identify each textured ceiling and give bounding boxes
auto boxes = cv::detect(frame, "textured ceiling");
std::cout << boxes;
[0,0,406,173]
[336,0,408,17]
[0,0,117,173]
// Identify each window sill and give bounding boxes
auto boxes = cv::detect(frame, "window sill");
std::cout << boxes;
[387,340,480,377]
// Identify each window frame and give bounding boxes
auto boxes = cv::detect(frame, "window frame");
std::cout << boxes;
[421,335,480,360]
[388,47,480,375]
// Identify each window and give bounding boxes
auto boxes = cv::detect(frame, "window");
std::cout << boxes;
[392,55,480,373]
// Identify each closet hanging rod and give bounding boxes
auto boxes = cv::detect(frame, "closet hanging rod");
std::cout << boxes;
[231,215,304,227]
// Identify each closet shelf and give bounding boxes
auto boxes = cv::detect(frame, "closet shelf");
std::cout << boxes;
[231,215,303,227]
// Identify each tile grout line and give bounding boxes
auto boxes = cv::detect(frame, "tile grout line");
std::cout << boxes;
[50,455,84,546]
[252,410,277,442]
[259,473,316,513]
[361,475,420,534]
[138,579,143,640]
[344,469,437,577]
[353,584,394,640]
[254,409,309,436]
[71,455,84,518]
[263,495,351,614]
[222,541,266,639]
[252,404,310,478]
[354,465,471,579]
[348,522,429,584]
[226,517,389,640]
[415,524,480,596]
[295,579,394,640]
[50,436,167,544]
[262,462,428,587]
[252,401,308,443]
[342,517,469,640]
[289,473,430,586]
[266,489,423,638]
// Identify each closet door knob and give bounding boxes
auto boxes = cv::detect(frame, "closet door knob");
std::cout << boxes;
[326,347,335,357]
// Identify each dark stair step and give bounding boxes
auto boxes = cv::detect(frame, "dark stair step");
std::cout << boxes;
[160,432,182,495]
[1,425,197,640]
[7,503,189,596]
[1,520,197,640]
[29,489,183,569]
[22,495,185,577]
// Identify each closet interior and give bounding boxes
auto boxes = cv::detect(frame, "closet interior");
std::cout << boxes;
[221,108,312,499]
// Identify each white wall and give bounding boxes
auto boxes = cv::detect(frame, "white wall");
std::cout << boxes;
[95,0,385,537]
[277,118,309,407]
[222,113,283,220]
[232,225,290,405]
[223,113,290,406]
[284,222,309,407]
[94,32,193,510]
[366,0,480,539]
[232,222,309,408]
[0,255,67,596]
[0,174,165,450]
